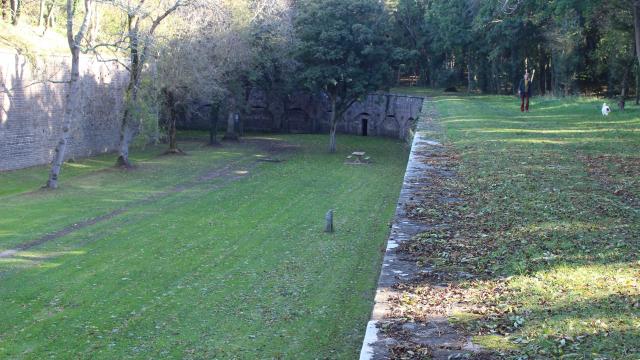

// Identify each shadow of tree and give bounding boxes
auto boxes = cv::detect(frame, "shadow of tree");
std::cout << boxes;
[453,292,640,357]
[388,95,640,358]
[0,51,127,172]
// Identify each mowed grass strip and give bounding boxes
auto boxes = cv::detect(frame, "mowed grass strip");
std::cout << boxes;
[0,141,251,251]
[398,89,639,358]
[0,134,408,359]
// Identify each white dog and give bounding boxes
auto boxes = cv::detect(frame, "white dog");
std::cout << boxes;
[602,103,611,116]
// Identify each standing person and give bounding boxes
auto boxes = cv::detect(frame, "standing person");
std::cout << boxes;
[518,71,533,112]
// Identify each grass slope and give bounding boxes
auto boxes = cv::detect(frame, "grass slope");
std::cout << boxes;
[0,23,70,56]
[0,134,408,359]
[396,89,639,359]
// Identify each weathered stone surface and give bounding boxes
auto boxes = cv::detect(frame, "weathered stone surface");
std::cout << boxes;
[359,100,487,360]
[324,209,334,233]
[1,48,422,172]
[178,89,424,140]
[0,50,128,171]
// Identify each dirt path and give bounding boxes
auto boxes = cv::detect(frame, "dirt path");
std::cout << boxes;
[0,138,295,259]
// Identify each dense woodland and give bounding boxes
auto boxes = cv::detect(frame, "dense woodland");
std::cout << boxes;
[388,0,640,98]
[2,0,640,183]
[3,0,640,97]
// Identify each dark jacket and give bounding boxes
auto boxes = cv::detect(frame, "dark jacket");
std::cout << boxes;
[518,79,533,97]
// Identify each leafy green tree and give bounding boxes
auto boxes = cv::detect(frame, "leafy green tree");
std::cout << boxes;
[247,3,297,130]
[388,0,430,85]
[295,0,394,153]
[426,0,474,86]
[592,1,635,101]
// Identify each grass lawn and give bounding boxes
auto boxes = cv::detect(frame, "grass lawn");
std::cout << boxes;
[0,134,408,359]
[395,88,639,359]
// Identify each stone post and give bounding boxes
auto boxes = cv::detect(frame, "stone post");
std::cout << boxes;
[324,210,334,233]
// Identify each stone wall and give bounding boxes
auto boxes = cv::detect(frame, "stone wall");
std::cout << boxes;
[244,90,424,140]
[178,89,424,141]
[339,93,424,139]
[0,50,128,171]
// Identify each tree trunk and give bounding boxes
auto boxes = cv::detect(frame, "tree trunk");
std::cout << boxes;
[551,55,558,96]
[227,112,235,135]
[116,75,141,166]
[635,3,640,64]
[546,59,552,96]
[620,68,630,110]
[168,118,178,151]
[163,90,179,153]
[2,0,7,21]
[115,1,180,165]
[116,77,142,167]
[510,47,518,94]
[329,122,337,153]
[328,97,337,153]
[88,2,99,46]
[9,0,19,25]
[44,2,55,32]
[116,15,141,167]
[209,104,219,145]
[467,64,472,94]
[46,0,93,188]
[47,51,81,188]
[538,49,546,96]
[634,64,640,105]
[38,0,44,26]
[116,123,134,167]
[634,3,640,94]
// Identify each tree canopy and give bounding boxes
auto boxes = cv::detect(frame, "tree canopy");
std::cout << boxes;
[388,0,640,97]
[3,0,640,179]
[295,0,394,152]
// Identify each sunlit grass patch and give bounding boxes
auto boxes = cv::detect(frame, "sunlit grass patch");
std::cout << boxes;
[393,88,640,358]
[447,262,640,357]
[0,22,70,55]
[0,133,408,358]
[450,310,483,324]
[473,334,518,352]
[0,144,168,197]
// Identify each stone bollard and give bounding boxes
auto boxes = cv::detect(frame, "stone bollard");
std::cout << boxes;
[324,210,334,233]
[223,112,240,141]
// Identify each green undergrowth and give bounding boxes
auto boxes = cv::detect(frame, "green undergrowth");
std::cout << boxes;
[0,133,408,358]
[395,88,639,359]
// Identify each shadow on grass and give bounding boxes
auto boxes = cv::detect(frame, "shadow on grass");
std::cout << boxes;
[388,89,639,358]
[457,292,640,357]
